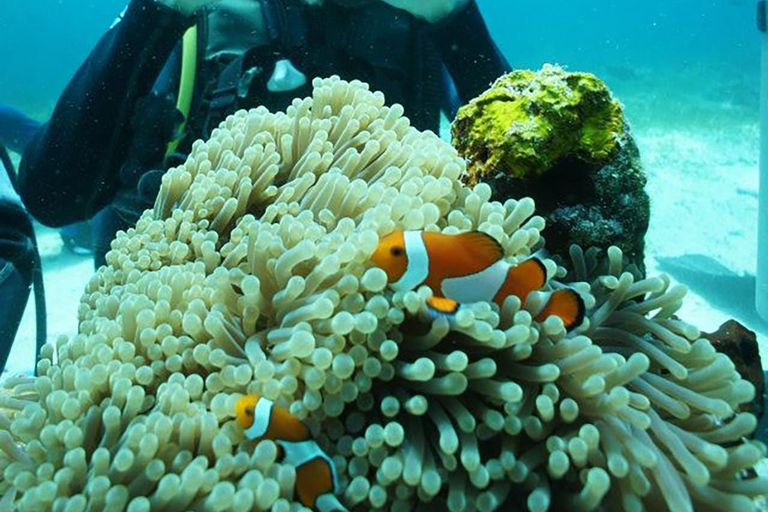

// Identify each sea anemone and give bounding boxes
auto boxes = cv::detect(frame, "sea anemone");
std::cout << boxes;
[0,77,764,512]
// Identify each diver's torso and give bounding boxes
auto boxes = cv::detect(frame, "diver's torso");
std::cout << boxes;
[194,0,423,133]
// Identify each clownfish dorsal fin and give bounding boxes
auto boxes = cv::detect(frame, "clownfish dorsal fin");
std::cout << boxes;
[421,230,503,290]
[452,231,504,264]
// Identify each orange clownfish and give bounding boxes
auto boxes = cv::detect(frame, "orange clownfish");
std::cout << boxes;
[370,229,585,330]
[235,394,348,512]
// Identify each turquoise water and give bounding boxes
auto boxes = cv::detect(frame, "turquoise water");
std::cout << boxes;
[0,0,760,122]
[481,0,759,130]
[0,2,765,510]
[483,1,757,78]
[1,1,125,115]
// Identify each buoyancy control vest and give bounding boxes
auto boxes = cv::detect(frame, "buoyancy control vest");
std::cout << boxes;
[188,0,445,142]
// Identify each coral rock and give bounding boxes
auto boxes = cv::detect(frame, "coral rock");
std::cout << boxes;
[452,65,650,274]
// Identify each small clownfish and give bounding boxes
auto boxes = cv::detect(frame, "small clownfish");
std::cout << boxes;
[370,229,585,330]
[235,394,348,512]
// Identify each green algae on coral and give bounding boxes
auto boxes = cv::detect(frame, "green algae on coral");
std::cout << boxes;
[453,65,625,184]
[452,65,648,275]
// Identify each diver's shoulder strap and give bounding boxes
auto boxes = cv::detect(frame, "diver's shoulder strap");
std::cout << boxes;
[211,54,250,111]
[197,53,253,138]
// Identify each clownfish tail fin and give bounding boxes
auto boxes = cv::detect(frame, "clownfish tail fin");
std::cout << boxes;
[535,288,585,331]
[295,455,345,511]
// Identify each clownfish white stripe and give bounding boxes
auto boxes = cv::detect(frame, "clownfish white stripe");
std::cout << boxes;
[391,231,429,291]
[280,440,332,471]
[441,259,510,303]
[244,397,274,440]
[235,394,349,512]
[280,439,341,494]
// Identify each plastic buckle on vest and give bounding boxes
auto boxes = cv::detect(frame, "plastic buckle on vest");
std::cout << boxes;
[238,66,263,98]
[759,1,767,32]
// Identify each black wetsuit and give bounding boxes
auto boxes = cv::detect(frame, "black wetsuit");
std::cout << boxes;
[19,0,509,265]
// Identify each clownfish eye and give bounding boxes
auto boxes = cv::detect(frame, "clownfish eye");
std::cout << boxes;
[245,406,254,416]
[390,246,404,257]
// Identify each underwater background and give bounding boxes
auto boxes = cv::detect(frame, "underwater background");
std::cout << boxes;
[1,2,768,511]
[0,0,762,374]
[1,1,758,121]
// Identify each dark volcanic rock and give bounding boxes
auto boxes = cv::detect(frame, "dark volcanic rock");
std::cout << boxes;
[481,135,649,276]
[453,66,650,275]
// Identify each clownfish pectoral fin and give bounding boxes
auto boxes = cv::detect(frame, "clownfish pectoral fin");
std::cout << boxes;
[295,457,343,511]
[425,296,460,320]
[534,288,586,331]
[493,257,548,305]
[453,231,504,263]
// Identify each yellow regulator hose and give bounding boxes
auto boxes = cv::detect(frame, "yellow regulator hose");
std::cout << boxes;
[166,24,198,157]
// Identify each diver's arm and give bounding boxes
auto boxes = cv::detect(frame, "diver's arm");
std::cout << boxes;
[0,105,41,155]
[18,0,193,227]
[427,0,510,102]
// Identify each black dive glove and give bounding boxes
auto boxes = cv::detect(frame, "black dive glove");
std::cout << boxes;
[113,93,184,223]
[113,169,167,223]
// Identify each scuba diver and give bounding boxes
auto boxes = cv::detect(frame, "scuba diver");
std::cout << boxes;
[19,0,510,267]
[0,105,46,375]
